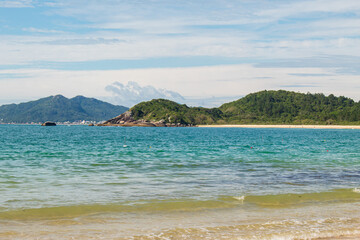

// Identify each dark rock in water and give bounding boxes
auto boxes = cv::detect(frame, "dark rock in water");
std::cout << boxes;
[41,122,56,126]
[88,123,94,126]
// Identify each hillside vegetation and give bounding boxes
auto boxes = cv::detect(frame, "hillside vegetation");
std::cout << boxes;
[128,90,360,125]
[0,95,128,123]
[220,90,360,124]
[131,99,223,125]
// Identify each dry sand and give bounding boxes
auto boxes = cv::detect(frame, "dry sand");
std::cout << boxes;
[197,125,360,129]
[315,235,360,239]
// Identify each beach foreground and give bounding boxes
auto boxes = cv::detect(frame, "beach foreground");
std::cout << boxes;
[0,125,359,239]
[1,199,360,239]
[198,124,360,129]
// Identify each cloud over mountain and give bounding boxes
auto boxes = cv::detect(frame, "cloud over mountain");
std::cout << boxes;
[105,81,185,107]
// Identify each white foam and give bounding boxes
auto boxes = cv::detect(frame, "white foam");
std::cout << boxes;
[233,196,245,202]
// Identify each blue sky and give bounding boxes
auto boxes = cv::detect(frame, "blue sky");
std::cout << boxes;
[0,0,360,107]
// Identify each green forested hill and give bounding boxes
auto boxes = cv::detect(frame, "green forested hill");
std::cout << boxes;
[0,95,128,123]
[220,90,360,124]
[126,90,360,125]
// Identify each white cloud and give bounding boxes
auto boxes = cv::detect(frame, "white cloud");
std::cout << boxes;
[1,0,359,66]
[22,27,64,34]
[0,0,33,8]
[0,33,250,65]
[105,81,185,107]
[256,0,360,19]
[2,32,360,66]
[50,0,257,23]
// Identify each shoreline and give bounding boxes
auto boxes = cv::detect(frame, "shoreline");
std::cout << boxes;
[197,124,360,129]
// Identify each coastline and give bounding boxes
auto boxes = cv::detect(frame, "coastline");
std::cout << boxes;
[197,124,360,129]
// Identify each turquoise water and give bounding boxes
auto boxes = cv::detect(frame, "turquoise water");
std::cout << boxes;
[1,125,360,239]
[1,125,360,210]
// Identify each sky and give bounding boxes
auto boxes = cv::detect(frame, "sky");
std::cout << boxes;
[0,0,360,107]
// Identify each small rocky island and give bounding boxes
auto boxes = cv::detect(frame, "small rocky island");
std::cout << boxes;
[98,110,190,127]
[97,99,220,127]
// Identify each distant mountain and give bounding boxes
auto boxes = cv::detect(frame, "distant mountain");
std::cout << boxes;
[101,90,360,126]
[0,95,128,123]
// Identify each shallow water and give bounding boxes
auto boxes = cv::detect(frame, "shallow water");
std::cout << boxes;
[0,125,359,239]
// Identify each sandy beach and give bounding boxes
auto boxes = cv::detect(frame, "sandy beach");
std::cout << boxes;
[316,235,360,240]
[197,124,360,129]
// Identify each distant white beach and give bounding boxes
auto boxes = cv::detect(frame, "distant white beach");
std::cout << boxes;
[197,125,360,129]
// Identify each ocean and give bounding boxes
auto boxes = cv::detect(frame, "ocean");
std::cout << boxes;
[0,125,360,239]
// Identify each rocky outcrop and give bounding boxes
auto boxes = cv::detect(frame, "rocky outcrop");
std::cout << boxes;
[41,121,56,126]
[97,111,190,127]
